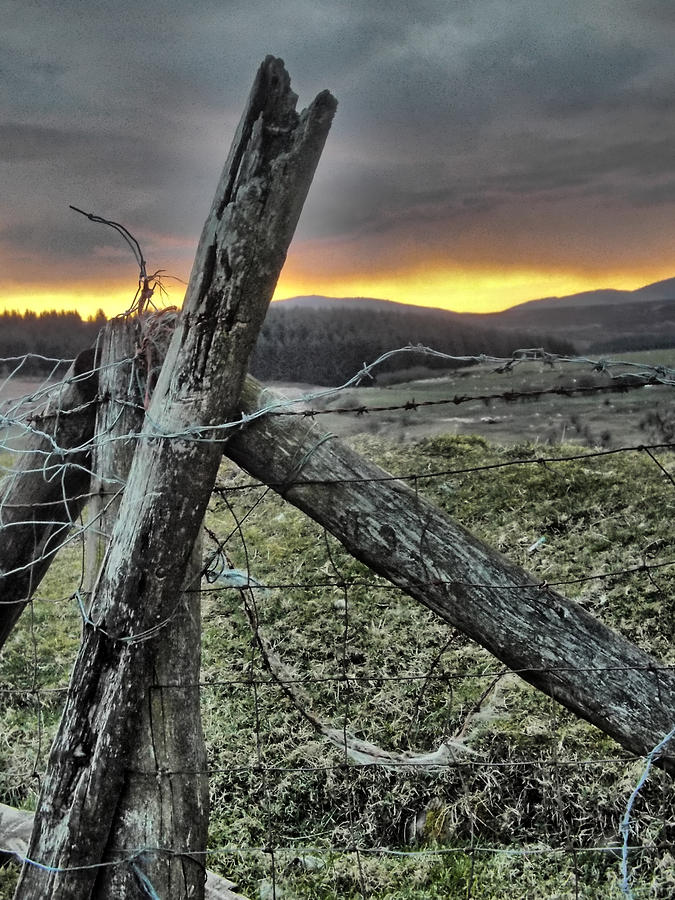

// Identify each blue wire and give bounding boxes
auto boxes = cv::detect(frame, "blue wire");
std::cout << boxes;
[619,725,675,897]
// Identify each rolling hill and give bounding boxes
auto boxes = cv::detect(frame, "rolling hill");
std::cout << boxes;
[252,296,575,384]
[277,276,675,353]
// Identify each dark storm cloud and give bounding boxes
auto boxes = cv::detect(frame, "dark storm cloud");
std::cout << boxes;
[0,115,199,281]
[0,46,68,113]
[304,0,675,249]
[348,16,646,135]
[2,0,675,289]
[0,122,184,184]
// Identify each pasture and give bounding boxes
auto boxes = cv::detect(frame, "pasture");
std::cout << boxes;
[1,363,673,897]
[275,349,675,448]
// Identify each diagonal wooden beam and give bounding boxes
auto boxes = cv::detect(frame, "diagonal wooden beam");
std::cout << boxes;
[223,376,675,773]
[0,348,99,650]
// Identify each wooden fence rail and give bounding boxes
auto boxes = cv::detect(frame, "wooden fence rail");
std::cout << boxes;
[224,376,675,773]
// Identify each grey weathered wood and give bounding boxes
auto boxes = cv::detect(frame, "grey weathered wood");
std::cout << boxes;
[0,804,249,899]
[0,348,98,650]
[92,537,208,899]
[82,318,209,900]
[83,320,145,593]
[15,57,336,899]
[224,376,675,772]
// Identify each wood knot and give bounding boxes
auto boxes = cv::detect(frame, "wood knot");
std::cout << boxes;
[379,524,397,548]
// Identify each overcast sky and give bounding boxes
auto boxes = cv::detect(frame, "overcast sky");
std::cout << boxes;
[3,0,675,315]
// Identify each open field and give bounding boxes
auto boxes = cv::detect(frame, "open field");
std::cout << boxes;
[617,348,675,367]
[273,350,675,448]
[0,377,61,455]
[1,424,674,897]
[0,376,60,403]
[2,349,674,452]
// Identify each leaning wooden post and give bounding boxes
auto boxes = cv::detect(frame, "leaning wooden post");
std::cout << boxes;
[15,57,336,900]
[0,348,99,649]
[223,376,675,772]
[83,317,209,900]
[82,321,145,591]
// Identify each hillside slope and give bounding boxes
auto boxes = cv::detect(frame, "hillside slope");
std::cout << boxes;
[278,275,675,353]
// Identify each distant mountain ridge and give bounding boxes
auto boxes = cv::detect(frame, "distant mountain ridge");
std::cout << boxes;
[493,276,675,313]
[277,276,675,352]
[483,276,675,350]
[279,276,675,314]
[278,294,439,314]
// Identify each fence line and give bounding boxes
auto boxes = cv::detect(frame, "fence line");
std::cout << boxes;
[1,343,674,898]
[3,344,675,447]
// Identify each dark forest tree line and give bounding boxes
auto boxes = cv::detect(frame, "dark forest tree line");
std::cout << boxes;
[248,304,576,384]
[1,305,575,384]
[589,332,675,354]
[0,310,106,375]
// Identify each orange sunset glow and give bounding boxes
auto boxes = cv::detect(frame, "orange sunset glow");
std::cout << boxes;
[272,265,674,315]
[1,263,673,321]
[4,3,675,331]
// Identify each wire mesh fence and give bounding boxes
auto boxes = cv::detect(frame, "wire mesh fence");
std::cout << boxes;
[1,341,674,899]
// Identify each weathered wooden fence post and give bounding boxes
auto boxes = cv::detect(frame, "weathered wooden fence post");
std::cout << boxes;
[82,320,145,592]
[0,348,99,648]
[14,57,336,899]
[82,317,209,899]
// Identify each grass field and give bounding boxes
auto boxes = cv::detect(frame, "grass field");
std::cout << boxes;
[274,349,675,449]
[1,416,673,897]
[0,349,673,897]
[618,348,675,367]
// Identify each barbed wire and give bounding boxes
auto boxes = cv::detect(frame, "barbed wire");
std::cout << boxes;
[265,378,675,418]
[2,345,675,456]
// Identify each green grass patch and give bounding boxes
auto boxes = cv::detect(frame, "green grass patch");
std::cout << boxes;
[1,434,673,898]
